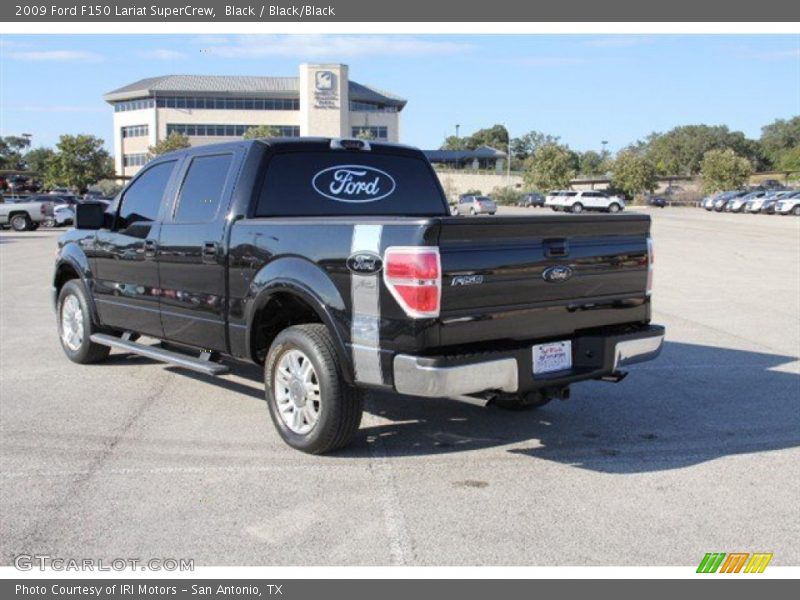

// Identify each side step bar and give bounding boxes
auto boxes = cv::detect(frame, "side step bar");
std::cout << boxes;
[90,334,230,376]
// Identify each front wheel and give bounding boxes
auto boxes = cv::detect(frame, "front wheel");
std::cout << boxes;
[570,203,584,214]
[608,203,621,213]
[264,324,363,454]
[57,280,110,364]
[793,205,800,216]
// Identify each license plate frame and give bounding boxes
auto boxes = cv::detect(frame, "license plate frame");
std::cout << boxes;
[532,340,573,375]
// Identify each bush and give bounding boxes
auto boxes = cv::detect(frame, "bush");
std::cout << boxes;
[490,186,523,206]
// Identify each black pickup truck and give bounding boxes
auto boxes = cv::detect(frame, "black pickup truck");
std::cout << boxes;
[54,138,664,453]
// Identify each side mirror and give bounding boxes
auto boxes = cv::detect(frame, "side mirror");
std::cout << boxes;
[75,202,107,230]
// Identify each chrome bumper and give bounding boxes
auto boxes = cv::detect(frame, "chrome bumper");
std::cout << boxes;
[613,334,665,369]
[393,355,518,398]
[393,327,665,399]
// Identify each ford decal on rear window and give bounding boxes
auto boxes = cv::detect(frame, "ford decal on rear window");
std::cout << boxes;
[312,165,396,203]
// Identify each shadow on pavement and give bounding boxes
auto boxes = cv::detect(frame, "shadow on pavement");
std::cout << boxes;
[101,340,799,473]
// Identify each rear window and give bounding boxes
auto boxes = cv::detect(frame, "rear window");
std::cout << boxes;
[255,151,447,217]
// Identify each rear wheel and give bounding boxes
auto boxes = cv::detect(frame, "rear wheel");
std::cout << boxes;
[57,280,110,364]
[10,214,31,231]
[264,324,363,454]
[571,202,584,214]
[793,205,800,216]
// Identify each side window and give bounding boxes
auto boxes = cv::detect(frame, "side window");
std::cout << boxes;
[118,161,175,233]
[174,154,233,223]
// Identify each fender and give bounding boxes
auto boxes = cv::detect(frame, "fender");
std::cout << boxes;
[243,257,354,383]
[53,240,102,326]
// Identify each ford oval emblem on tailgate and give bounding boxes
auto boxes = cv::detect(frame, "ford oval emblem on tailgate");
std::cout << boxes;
[347,251,383,275]
[542,265,574,283]
[312,165,396,203]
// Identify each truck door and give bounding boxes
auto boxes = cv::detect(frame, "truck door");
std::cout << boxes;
[156,151,238,352]
[93,159,179,338]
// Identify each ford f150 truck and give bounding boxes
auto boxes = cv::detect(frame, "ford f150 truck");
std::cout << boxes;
[53,138,664,454]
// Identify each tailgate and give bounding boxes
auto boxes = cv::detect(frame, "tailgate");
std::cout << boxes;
[434,214,651,344]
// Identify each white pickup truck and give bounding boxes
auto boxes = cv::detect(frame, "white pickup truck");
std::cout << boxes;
[546,190,626,213]
[0,195,55,231]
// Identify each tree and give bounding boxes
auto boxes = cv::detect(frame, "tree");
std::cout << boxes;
[510,131,560,161]
[700,148,753,193]
[643,125,764,175]
[578,150,607,176]
[611,151,658,198]
[23,147,55,176]
[440,135,468,151]
[47,135,113,193]
[440,124,509,152]
[775,145,800,173]
[243,125,282,140]
[522,143,579,192]
[148,132,190,157]
[760,116,800,168]
[0,135,31,170]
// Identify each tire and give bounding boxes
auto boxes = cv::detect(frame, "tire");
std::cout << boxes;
[10,214,31,232]
[57,280,110,364]
[571,202,584,214]
[608,202,621,213]
[470,208,476,215]
[793,205,800,216]
[264,324,363,454]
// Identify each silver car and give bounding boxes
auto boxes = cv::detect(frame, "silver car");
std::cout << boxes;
[456,195,496,216]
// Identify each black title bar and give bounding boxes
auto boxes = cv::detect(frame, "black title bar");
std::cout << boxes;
[5,0,800,22]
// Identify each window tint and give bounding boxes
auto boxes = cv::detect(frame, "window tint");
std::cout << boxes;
[174,154,233,223]
[255,151,448,217]
[118,161,175,230]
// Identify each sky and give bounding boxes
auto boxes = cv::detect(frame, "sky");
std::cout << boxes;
[1,34,799,154]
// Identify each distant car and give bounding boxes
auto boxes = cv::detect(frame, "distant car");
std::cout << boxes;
[48,187,73,196]
[547,189,625,213]
[647,195,667,208]
[455,194,496,216]
[83,191,106,202]
[518,192,545,208]
[773,191,800,216]
[727,191,765,213]
[713,190,749,212]
[759,179,785,191]
[663,184,685,195]
[746,190,790,213]
[53,203,75,227]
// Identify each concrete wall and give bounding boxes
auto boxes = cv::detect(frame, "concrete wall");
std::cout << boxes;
[435,170,524,201]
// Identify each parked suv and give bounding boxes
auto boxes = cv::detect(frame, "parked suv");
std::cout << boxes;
[456,194,496,216]
[548,190,625,213]
[774,191,800,215]
[518,192,545,208]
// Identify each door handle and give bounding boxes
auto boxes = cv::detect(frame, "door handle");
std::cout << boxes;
[202,241,219,264]
[544,238,569,258]
[143,239,158,257]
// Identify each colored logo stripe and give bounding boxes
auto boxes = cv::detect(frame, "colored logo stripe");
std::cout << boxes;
[697,553,726,573]
[697,552,773,573]
[744,553,773,573]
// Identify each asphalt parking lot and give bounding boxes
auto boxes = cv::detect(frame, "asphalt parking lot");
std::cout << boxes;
[1,208,798,566]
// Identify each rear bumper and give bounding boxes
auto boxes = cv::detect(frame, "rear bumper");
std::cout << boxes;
[393,324,665,398]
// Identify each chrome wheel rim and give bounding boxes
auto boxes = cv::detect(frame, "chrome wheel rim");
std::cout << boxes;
[274,349,321,435]
[60,294,84,351]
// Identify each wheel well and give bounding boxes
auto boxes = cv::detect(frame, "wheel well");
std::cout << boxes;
[251,292,323,363]
[55,263,80,295]
[8,211,29,219]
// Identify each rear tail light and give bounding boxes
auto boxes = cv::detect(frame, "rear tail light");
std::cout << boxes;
[383,246,441,318]
[646,236,654,296]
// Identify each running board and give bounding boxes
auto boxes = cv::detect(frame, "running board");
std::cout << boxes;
[90,334,230,376]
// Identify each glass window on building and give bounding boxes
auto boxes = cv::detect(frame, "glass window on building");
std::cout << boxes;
[123,153,149,168]
[121,125,149,138]
[352,126,389,140]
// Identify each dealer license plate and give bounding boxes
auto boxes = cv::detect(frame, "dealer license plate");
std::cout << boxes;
[532,341,572,375]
